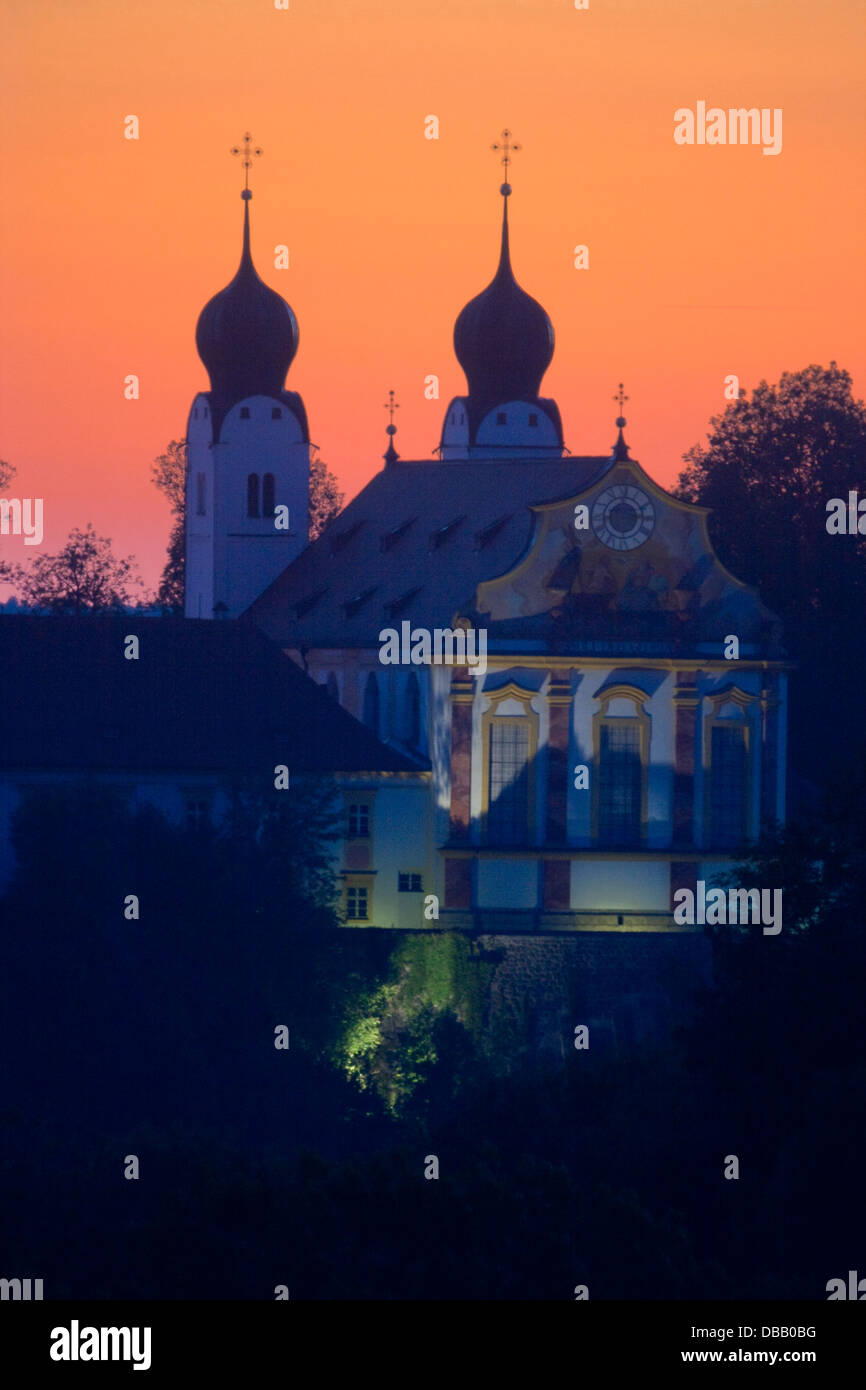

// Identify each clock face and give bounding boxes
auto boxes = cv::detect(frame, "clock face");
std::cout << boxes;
[591,484,655,550]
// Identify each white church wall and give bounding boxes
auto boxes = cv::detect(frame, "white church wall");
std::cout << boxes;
[189,394,310,619]
[474,400,560,452]
[570,859,670,912]
[185,393,215,619]
[369,783,433,928]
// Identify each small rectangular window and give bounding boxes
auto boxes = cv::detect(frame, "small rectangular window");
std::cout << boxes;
[240,407,250,420]
[528,413,538,427]
[496,412,507,425]
[348,804,370,838]
[398,872,423,893]
[346,886,368,921]
[271,407,282,419]
[196,472,206,516]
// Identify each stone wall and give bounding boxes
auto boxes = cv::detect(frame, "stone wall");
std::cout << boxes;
[472,930,713,1064]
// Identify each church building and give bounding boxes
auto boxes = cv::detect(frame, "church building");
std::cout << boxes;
[186,140,790,932]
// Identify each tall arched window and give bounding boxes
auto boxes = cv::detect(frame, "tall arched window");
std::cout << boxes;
[704,689,754,848]
[405,671,421,746]
[362,673,380,737]
[592,686,650,847]
[262,472,275,517]
[481,684,539,847]
[247,473,260,517]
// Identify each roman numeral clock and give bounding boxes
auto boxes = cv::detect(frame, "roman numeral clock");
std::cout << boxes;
[591,483,655,551]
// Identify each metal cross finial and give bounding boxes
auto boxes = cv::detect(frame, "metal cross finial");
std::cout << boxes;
[492,128,521,199]
[491,128,521,172]
[613,382,629,426]
[383,389,400,435]
[230,132,263,193]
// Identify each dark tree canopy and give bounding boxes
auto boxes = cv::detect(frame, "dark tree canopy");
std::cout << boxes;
[151,438,187,516]
[7,523,146,613]
[309,449,344,540]
[151,438,187,612]
[676,363,866,625]
[675,363,866,779]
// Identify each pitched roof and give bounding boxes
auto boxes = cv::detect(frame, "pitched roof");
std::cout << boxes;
[247,455,613,647]
[0,616,418,775]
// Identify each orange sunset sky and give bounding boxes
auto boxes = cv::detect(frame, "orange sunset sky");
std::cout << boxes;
[1,0,864,595]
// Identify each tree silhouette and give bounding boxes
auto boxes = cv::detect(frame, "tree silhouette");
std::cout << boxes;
[151,438,187,612]
[309,449,344,540]
[8,523,146,613]
[675,363,866,778]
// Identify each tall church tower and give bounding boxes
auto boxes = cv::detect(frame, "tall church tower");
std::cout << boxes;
[185,139,310,619]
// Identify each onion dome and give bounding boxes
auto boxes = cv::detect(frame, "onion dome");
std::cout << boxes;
[196,192,298,410]
[453,188,554,408]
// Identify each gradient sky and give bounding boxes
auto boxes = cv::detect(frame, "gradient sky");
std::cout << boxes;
[1,0,864,595]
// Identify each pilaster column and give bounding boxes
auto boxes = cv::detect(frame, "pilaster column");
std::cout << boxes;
[673,670,700,848]
[546,674,572,844]
[448,671,474,840]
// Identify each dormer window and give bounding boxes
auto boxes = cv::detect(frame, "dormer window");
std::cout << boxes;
[430,516,465,549]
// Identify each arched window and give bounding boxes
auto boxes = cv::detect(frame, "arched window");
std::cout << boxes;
[405,671,421,746]
[247,473,259,517]
[481,685,539,846]
[704,689,754,848]
[362,672,380,737]
[262,472,275,517]
[598,723,642,845]
[326,672,339,702]
[592,686,650,847]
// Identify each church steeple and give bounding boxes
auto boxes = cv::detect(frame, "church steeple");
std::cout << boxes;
[195,134,301,441]
[441,130,563,460]
[453,132,555,410]
[185,134,311,621]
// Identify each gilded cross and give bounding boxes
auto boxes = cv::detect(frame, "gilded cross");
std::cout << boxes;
[230,132,263,192]
[383,389,400,435]
[491,128,521,173]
